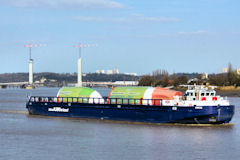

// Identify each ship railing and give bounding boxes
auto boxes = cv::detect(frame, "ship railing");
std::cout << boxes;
[28,96,163,106]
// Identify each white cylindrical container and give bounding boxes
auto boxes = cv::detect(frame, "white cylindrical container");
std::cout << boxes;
[57,87,104,104]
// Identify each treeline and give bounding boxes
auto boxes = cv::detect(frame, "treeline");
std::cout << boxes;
[0,73,29,83]
[2,64,239,87]
[0,72,139,83]
[0,72,76,83]
[138,70,189,87]
[208,64,240,87]
[85,73,138,82]
[138,64,240,87]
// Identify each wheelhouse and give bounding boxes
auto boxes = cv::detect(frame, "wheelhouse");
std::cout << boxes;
[185,85,217,101]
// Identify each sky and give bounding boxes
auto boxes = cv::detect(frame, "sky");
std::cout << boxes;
[0,0,240,75]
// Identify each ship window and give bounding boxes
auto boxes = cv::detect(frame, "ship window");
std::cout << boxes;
[201,93,205,96]
[190,92,193,96]
[195,93,197,96]
[206,93,210,96]
[211,93,214,96]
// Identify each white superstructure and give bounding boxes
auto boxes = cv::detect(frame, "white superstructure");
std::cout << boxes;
[162,85,230,107]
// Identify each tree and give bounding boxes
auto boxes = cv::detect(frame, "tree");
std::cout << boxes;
[226,63,240,86]
[154,80,162,87]
[171,73,179,87]
[208,74,227,86]
[177,75,188,85]
[152,69,168,81]
[235,76,240,87]
[138,75,154,86]
[161,75,170,87]
[227,62,233,85]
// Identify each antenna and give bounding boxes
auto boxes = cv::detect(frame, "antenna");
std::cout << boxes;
[73,43,97,58]
[24,42,47,60]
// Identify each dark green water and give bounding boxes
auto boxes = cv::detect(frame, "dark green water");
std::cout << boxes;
[0,88,240,160]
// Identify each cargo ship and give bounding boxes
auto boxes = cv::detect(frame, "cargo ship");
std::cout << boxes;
[26,85,234,124]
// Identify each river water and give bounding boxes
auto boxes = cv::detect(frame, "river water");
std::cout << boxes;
[0,88,240,160]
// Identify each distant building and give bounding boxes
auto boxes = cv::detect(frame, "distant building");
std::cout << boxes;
[187,78,199,84]
[113,81,139,86]
[40,78,47,83]
[222,67,228,73]
[124,73,137,76]
[222,67,240,75]
[107,70,113,74]
[202,73,208,79]
[113,69,119,74]
[96,70,105,74]
[236,69,240,75]
[49,79,57,82]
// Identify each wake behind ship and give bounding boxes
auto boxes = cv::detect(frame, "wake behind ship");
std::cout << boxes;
[26,85,234,124]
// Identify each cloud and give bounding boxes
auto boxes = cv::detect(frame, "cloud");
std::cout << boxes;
[73,15,179,23]
[137,16,179,23]
[74,16,104,22]
[177,30,211,35]
[130,13,179,23]
[0,0,125,9]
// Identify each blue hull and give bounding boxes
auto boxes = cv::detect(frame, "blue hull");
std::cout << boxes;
[26,101,234,124]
